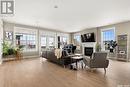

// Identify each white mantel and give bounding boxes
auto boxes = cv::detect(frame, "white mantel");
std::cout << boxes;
[82,42,97,55]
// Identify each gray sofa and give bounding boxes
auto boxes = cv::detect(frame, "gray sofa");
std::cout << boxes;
[42,50,75,67]
[83,52,109,73]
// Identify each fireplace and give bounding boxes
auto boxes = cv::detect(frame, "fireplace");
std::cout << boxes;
[84,47,93,56]
[82,42,96,56]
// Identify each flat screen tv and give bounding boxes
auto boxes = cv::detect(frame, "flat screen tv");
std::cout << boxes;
[81,33,95,42]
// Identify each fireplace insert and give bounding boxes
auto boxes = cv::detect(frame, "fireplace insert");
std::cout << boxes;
[84,47,93,57]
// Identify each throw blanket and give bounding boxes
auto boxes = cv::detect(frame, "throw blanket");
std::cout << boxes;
[55,49,62,59]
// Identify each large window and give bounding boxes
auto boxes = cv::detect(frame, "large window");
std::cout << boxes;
[60,36,67,44]
[62,37,67,43]
[102,29,115,42]
[48,36,55,48]
[40,36,55,49]
[74,34,81,45]
[41,36,47,49]
[16,33,36,51]
[60,36,67,48]
[101,28,115,51]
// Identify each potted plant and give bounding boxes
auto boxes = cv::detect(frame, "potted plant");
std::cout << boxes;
[95,43,101,52]
[2,41,24,60]
[14,45,24,60]
[105,40,117,53]
[2,41,15,58]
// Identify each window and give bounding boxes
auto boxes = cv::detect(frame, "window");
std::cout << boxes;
[41,36,47,49]
[101,28,115,51]
[18,34,26,50]
[62,37,67,43]
[60,36,67,47]
[102,29,115,42]
[16,33,36,51]
[74,34,81,45]
[40,35,55,49]
[48,37,55,47]
[26,34,36,49]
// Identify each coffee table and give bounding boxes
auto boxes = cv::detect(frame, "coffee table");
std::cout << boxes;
[74,53,83,56]
[71,56,83,70]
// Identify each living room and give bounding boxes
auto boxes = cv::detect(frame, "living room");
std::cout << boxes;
[0,0,130,87]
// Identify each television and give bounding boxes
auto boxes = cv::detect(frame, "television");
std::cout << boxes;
[81,33,95,42]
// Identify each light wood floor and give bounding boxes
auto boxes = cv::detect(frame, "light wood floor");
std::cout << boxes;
[0,58,130,87]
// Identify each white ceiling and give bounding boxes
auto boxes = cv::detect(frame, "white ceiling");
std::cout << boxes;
[1,0,130,33]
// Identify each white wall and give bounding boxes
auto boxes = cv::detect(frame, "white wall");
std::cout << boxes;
[0,20,3,64]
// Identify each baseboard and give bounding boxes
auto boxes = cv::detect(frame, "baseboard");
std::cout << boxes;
[2,55,40,62]
[23,55,40,59]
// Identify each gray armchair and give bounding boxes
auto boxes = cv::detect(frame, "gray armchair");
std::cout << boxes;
[83,52,109,73]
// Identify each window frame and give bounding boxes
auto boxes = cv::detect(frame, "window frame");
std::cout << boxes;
[15,33,37,52]
[60,36,68,48]
[40,35,55,49]
[74,34,81,45]
[40,35,47,49]
[101,27,116,51]
[48,36,55,47]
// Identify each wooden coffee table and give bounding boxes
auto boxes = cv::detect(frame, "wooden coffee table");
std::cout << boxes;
[71,56,83,70]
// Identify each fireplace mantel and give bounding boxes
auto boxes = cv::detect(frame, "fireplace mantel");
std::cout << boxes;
[82,42,97,55]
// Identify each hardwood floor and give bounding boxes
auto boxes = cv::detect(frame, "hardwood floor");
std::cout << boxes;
[0,58,130,87]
